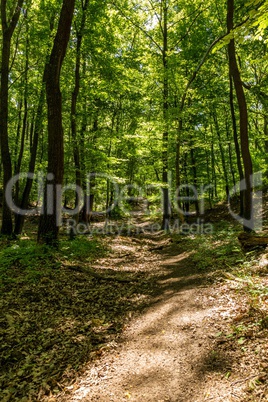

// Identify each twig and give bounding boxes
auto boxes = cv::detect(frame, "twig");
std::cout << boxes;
[231,373,259,386]
[64,264,135,283]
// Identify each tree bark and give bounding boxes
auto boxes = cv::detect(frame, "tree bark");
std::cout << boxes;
[161,0,170,231]
[38,0,75,245]
[229,74,244,216]
[227,0,253,231]
[213,112,229,199]
[70,0,89,238]
[0,0,23,235]
[14,24,29,205]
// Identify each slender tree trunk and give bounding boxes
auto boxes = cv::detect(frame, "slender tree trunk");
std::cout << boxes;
[14,98,27,202]
[205,148,213,208]
[211,136,218,198]
[14,80,45,235]
[14,84,28,204]
[190,147,200,214]
[225,111,236,187]
[175,116,182,213]
[264,116,268,181]
[79,76,88,223]
[69,0,89,238]
[227,0,253,231]
[38,0,75,245]
[229,74,244,216]
[182,153,190,218]
[161,1,170,230]
[14,100,23,178]
[212,113,229,199]
[14,10,29,205]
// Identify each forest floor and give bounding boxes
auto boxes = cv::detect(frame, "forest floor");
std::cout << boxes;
[1,206,268,402]
[55,210,268,402]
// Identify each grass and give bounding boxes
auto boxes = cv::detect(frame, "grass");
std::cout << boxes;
[172,220,246,274]
[0,237,105,288]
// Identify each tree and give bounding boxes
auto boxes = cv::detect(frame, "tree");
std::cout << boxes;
[227,0,253,231]
[38,0,75,245]
[69,0,89,237]
[0,0,24,235]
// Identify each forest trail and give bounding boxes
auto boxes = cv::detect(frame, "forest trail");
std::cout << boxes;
[56,220,264,402]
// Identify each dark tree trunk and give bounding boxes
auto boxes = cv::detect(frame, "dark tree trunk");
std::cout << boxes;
[69,0,89,238]
[38,0,75,246]
[227,0,253,231]
[0,0,23,235]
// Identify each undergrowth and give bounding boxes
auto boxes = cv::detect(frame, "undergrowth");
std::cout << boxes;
[176,221,268,400]
[0,237,105,288]
[173,221,245,273]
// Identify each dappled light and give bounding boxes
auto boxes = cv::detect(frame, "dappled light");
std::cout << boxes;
[1,0,268,400]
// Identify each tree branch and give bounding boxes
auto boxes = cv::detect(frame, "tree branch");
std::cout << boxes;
[111,0,163,54]
[179,16,250,112]
[147,0,164,36]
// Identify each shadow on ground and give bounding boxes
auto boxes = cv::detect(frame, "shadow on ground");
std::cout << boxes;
[1,225,237,402]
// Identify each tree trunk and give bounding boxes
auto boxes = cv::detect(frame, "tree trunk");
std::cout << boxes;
[161,1,170,231]
[182,153,190,218]
[14,10,29,206]
[70,0,89,238]
[225,109,236,187]
[38,0,75,245]
[205,148,213,208]
[264,116,268,180]
[190,146,200,215]
[229,74,244,216]
[14,92,28,205]
[0,0,23,235]
[211,136,218,198]
[14,80,45,235]
[212,113,229,199]
[227,0,253,231]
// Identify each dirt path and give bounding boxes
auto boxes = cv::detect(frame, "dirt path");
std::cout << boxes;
[56,228,259,402]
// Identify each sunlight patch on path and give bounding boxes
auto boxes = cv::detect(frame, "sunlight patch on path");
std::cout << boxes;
[67,287,220,402]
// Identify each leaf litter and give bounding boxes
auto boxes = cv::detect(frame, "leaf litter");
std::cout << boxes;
[1,212,268,401]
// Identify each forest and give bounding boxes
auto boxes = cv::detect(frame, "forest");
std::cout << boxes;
[1,0,268,401]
